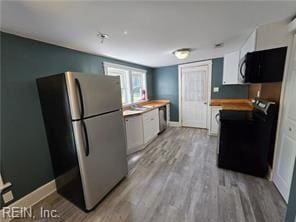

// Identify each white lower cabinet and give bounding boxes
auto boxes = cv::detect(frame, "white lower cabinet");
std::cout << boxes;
[125,108,160,154]
[143,109,160,143]
[125,115,144,155]
[209,106,222,136]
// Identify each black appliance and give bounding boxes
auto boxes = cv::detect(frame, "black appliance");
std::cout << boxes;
[217,98,278,177]
[240,47,287,83]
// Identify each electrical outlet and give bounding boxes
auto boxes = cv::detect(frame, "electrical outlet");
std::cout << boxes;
[213,87,219,93]
[3,190,14,204]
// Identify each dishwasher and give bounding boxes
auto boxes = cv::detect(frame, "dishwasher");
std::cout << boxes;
[159,106,167,133]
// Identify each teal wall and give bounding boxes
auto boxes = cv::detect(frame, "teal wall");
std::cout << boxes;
[211,58,249,99]
[151,65,179,121]
[1,32,152,205]
[286,159,296,222]
[151,58,249,122]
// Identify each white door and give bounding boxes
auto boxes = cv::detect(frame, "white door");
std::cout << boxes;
[273,34,296,202]
[181,65,208,128]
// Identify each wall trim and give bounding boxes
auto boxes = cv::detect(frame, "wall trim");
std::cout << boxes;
[178,60,212,128]
[271,24,295,201]
[0,180,56,221]
[169,121,181,127]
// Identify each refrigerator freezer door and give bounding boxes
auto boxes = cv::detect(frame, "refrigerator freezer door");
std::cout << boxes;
[72,110,128,210]
[65,72,122,120]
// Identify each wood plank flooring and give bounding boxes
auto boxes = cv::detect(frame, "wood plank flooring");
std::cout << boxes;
[14,127,286,222]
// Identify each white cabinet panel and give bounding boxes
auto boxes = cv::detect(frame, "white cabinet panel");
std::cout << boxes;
[143,109,159,144]
[240,30,256,59]
[238,30,257,84]
[223,51,240,85]
[125,115,144,154]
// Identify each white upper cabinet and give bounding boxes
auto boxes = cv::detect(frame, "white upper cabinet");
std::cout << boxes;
[223,30,256,85]
[222,21,289,85]
[240,30,256,59]
[238,30,257,83]
[223,51,240,85]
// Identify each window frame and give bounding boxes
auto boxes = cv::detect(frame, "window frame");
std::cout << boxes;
[103,62,148,106]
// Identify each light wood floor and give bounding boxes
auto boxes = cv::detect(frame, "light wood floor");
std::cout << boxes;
[15,127,286,222]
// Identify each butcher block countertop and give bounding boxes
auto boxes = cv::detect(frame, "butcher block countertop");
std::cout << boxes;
[123,100,170,117]
[210,99,253,111]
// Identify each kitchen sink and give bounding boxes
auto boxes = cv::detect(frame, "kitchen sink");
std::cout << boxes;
[129,107,149,111]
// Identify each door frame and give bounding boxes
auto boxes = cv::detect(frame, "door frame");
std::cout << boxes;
[272,26,295,202]
[178,60,212,128]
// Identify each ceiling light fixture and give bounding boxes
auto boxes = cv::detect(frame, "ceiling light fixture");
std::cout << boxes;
[214,42,224,48]
[97,32,110,44]
[173,48,191,59]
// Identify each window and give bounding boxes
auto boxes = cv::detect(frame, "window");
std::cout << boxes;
[104,62,147,105]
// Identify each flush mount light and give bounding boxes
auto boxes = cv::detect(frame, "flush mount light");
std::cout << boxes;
[173,48,191,59]
[214,42,224,48]
[97,32,110,44]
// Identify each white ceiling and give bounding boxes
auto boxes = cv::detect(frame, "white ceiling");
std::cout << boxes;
[1,1,296,67]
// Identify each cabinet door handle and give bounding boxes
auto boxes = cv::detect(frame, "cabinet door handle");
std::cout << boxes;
[215,113,220,124]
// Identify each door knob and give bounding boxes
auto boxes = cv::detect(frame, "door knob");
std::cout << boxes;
[289,127,292,132]
[204,102,208,105]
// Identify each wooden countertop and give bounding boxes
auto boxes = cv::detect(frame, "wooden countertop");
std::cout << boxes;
[123,100,170,117]
[210,99,253,111]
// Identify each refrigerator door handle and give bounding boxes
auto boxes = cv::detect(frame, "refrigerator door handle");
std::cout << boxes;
[75,78,85,119]
[81,120,90,156]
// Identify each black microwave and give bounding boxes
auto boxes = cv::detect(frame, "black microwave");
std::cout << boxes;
[240,47,287,83]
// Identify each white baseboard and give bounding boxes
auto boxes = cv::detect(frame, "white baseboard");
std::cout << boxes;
[168,121,181,127]
[1,179,56,221]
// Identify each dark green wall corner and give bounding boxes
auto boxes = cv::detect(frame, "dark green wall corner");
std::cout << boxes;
[1,32,152,206]
[151,65,179,121]
[1,31,250,207]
